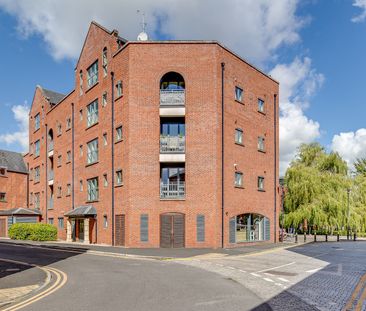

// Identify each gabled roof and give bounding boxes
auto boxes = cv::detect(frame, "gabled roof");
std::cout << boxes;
[0,208,42,216]
[0,149,28,174]
[64,205,97,217]
[41,87,66,105]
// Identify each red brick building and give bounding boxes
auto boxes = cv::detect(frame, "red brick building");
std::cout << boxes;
[25,21,279,248]
[0,150,38,237]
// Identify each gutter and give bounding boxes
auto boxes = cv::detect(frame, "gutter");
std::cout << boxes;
[111,72,115,246]
[45,123,48,223]
[274,94,277,243]
[72,103,75,210]
[221,62,225,248]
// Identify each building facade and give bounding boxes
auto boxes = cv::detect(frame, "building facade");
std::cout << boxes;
[0,150,34,237]
[25,21,279,248]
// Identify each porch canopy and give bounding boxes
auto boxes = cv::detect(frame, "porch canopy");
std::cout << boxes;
[0,208,42,216]
[64,205,96,218]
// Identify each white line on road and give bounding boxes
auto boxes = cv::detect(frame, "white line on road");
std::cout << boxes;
[278,277,290,283]
[306,267,322,273]
[238,269,246,273]
[250,273,260,277]
[255,262,295,273]
[263,277,274,283]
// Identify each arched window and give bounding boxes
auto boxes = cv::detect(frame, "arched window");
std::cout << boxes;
[229,213,270,243]
[48,129,54,151]
[160,72,185,90]
[79,70,83,95]
[102,47,108,77]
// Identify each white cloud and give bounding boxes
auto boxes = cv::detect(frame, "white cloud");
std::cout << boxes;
[352,0,366,22]
[269,57,324,175]
[331,129,366,168]
[0,0,305,64]
[0,104,29,151]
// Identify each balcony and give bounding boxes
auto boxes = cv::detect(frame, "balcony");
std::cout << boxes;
[160,181,185,199]
[160,90,185,107]
[48,197,54,210]
[160,135,185,153]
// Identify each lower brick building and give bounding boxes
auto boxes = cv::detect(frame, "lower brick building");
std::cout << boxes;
[25,21,280,248]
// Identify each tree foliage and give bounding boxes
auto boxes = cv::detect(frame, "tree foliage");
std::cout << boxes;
[283,143,366,233]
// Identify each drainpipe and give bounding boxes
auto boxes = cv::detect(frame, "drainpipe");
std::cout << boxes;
[221,62,225,248]
[274,94,278,243]
[45,123,48,223]
[72,103,75,210]
[26,163,29,209]
[111,71,115,246]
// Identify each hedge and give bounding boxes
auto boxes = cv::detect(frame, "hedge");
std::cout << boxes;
[8,223,57,241]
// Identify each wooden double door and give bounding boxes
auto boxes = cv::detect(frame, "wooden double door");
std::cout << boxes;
[115,214,125,246]
[160,213,185,248]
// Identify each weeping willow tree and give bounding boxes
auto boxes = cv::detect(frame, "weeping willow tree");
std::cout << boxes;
[283,143,354,233]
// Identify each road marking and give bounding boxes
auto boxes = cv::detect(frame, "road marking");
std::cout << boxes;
[238,269,246,273]
[306,268,322,273]
[278,277,290,283]
[263,277,274,283]
[255,262,295,273]
[250,273,260,277]
[343,272,366,311]
[227,266,236,270]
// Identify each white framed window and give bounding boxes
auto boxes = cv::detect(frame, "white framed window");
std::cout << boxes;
[103,174,108,187]
[116,170,123,185]
[79,109,83,121]
[87,138,98,164]
[258,136,265,152]
[116,81,123,97]
[57,123,62,135]
[48,218,54,225]
[34,113,40,131]
[87,99,98,127]
[103,215,108,228]
[79,70,83,95]
[102,91,107,107]
[235,86,243,102]
[235,172,243,187]
[87,177,99,201]
[57,155,62,167]
[79,145,83,157]
[258,98,265,113]
[34,166,40,182]
[87,60,98,88]
[0,192,6,202]
[80,180,83,192]
[67,183,71,196]
[258,176,265,191]
[57,186,62,197]
[103,133,107,146]
[34,193,40,209]
[102,48,108,77]
[116,126,123,142]
[66,117,71,130]
[67,150,71,163]
[58,217,64,229]
[235,128,243,145]
[34,140,40,157]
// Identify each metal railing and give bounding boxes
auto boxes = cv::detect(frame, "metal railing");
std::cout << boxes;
[160,181,185,199]
[48,170,54,181]
[160,89,185,106]
[160,135,185,153]
[48,140,54,152]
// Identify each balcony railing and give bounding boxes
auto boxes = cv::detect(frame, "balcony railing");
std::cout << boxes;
[160,89,185,106]
[160,181,185,199]
[48,170,54,181]
[48,141,54,152]
[48,198,54,210]
[160,135,185,153]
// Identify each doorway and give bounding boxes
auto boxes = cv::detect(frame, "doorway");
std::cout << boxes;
[160,213,185,248]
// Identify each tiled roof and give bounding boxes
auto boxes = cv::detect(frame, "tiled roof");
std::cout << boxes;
[0,208,42,216]
[64,205,97,217]
[0,149,27,174]
[41,88,66,105]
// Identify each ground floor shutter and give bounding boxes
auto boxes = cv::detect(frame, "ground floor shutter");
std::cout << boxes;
[115,214,125,246]
[140,214,148,242]
[197,215,205,242]
[264,217,270,240]
[0,219,6,237]
[229,217,236,243]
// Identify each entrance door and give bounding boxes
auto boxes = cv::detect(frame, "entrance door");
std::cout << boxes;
[0,219,6,237]
[160,213,185,248]
[115,214,125,246]
[75,219,84,242]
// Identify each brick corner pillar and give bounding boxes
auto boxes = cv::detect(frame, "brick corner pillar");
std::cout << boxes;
[84,218,90,244]
[66,219,72,242]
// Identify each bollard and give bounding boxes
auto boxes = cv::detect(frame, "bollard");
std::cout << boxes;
[325,234,328,242]
[314,232,317,242]
[337,233,340,242]
[354,233,357,241]
[295,233,298,244]
[304,233,307,243]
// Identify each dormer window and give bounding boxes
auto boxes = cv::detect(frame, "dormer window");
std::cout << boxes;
[102,48,108,77]
[0,167,7,176]
[87,61,98,88]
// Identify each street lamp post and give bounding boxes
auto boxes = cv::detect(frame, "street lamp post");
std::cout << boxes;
[347,188,350,240]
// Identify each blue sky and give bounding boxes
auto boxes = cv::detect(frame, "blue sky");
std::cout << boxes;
[0,0,365,174]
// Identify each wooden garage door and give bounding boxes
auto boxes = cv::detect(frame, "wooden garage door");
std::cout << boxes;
[0,219,5,237]
[115,214,125,246]
[160,213,185,248]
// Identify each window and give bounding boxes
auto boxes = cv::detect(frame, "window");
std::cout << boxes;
[232,213,270,243]
[258,98,265,113]
[0,192,6,202]
[67,150,71,163]
[87,99,98,127]
[80,145,83,157]
[197,215,205,242]
[235,86,243,102]
[79,70,83,95]
[57,186,62,198]
[235,128,243,145]
[87,177,99,201]
[80,180,83,192]
[103,215,108,228]
[102,48,108,77]
[258,176,265,191]
[140,214,148,242]
[66,117,71,130]
[116,81,123,97]
[34,113,40,131]
[34,193,40,209]
[34,140,40,157]
[87,60,98,88]
[116,126,123,142]
[87,138,98,164]
[80,109,83,121]
[258,136,265,152]
[67,183,71,196]
[48,218,54,225]
[34,166,40,182]
[0,167,6,176]
[235,172,243,187]
[103,174,108,187]
[103,133,107,146]
[57,123,62,136]
[116,170,123,185]
[58,217,64,229]
[29,168,33,180]
[102,91,107,107]
[57,155,62,167]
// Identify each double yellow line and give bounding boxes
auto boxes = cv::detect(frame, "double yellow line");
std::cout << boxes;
[0,258,67,311]
[343,272,366,311]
